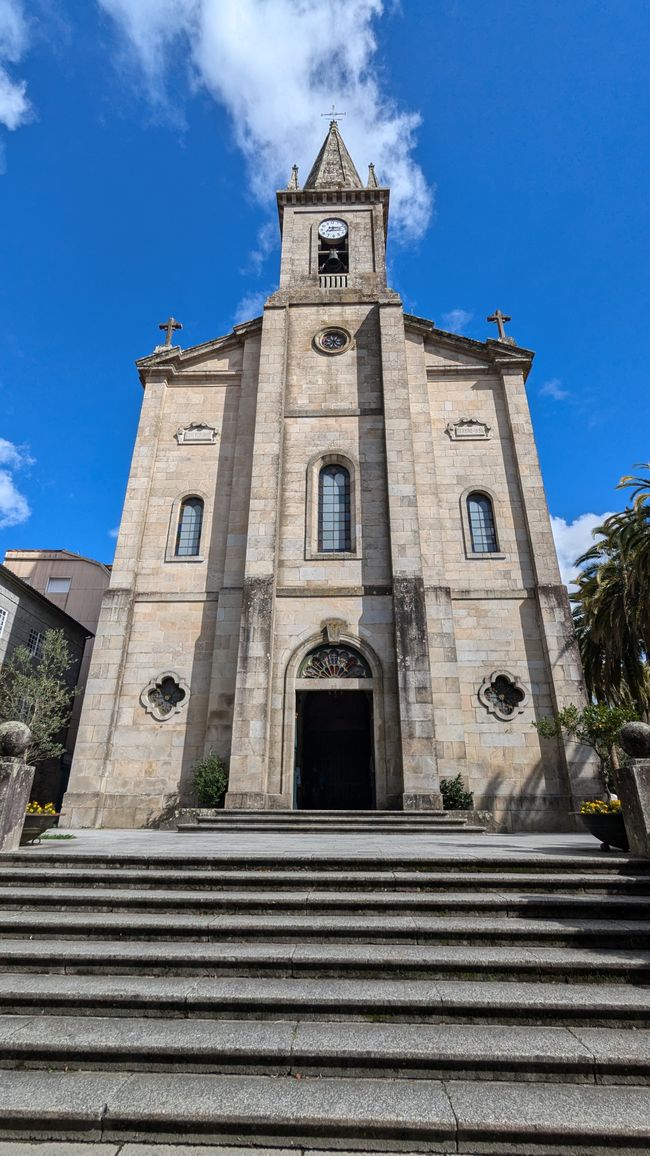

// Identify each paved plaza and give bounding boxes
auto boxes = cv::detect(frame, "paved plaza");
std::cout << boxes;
[17,827,625,860]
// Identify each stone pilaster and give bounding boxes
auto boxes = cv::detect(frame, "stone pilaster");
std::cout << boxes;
[64,378,167,827]
[225,306,288,808]
[497,358,601,805]
[205,333,261,764]
[379,304,442,809]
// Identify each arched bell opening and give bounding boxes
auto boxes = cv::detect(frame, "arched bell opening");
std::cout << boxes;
[293,643,375,811]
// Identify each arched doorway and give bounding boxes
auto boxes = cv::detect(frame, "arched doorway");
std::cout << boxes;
[294,645,375,810]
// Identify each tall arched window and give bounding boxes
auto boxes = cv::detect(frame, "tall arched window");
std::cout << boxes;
[175,496,204,557]
[318,465,351,552]
[467,492,498,553]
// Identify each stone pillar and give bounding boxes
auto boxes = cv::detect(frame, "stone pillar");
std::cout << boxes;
[379,304,442,809]
[225,306,288,808]
[616,724,650,859]
[0,723,35,852]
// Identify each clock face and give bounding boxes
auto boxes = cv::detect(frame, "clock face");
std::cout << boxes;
[318,218,348,241]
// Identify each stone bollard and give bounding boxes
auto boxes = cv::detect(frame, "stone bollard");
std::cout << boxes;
[0,722,35,853]
[616,722,650,858]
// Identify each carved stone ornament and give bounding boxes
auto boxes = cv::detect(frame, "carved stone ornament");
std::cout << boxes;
[446,418,491,441]
[300,645,371,679]
[175,423,218,445]
[140,672,190,721]
[321,618,348,644]
[478,670,528,720]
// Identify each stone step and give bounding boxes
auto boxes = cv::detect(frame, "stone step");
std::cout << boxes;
[177,822,487,835]
[0,1069,649,1152]
[1,1013,648,1084]
[0,907,647,947]
[2,866,650,894]
[1,937,649,985]
[0,972,649,1026]
[2,884,650,920]
[3,850,645,874]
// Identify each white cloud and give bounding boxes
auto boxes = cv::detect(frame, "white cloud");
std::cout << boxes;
[0,1,31,136]
[108,526,119,539]
[233,288,269,325]
[441,308,473,335]
[540,377,569,401]
[0,437,32,529]
[551,512,613,589]
[98,0,433,242]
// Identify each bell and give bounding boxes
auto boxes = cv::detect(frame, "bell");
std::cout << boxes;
[322,249,344,273]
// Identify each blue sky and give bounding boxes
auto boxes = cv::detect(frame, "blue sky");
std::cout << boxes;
[1,0,648,581]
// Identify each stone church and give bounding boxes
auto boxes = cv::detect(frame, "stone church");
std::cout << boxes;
[65,121,598,831]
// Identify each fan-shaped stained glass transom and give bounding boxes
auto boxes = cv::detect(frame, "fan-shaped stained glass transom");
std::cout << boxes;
[299,645,371,679]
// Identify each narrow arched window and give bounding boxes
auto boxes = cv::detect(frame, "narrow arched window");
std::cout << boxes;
[467,492,498,553]
[175,497,204,557]
[318,465,351,552]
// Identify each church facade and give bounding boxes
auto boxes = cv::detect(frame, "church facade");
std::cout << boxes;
[65,122,598,831]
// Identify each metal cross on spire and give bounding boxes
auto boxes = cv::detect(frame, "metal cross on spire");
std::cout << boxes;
[487,309,512,342]
[321,104,346,122]
[158,316,183,347]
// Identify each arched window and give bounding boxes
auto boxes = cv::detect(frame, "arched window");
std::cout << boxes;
[318,465,351,552]
[467,492,498,553]
[175,497,204,557]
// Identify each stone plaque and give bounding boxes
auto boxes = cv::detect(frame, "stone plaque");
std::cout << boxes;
[175,423,218,446]
[446,418,491,441]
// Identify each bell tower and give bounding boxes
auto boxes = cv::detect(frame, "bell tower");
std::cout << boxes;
[275,119,390,296]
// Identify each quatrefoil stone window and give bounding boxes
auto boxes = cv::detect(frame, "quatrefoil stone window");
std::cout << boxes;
[140,672,190,721]
[478,670,528,721]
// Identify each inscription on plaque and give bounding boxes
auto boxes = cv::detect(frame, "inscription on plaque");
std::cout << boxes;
[175,423,218,446]
[446,418,491,441]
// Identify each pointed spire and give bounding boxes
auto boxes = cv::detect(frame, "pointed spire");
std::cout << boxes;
[304,120,363,191]
[367,162,378,188]
[287,164,300,190]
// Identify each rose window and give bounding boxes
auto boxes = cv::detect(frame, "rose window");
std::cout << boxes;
[316,328,349,353]
[478,670,528,721]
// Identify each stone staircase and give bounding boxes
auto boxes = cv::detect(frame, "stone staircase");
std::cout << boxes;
[0,846,648,1152]
[176,809,486,834]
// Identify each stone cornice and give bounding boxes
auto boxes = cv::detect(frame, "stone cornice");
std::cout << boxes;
[405,313,535,380]
[276,186,390,237]
[135,317,262,386]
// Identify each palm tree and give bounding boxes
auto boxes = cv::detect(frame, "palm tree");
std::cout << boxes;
[570,464,650,714]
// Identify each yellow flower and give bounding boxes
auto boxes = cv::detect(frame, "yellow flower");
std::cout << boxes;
[580,799,622,814]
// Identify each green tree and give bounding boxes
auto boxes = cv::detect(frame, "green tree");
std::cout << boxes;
[535,702,638,797]
[570,464,650,713]
[0,630,76,765]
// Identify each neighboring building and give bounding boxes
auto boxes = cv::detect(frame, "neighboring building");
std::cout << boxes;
[64,120,599,831]
[0,564,90,807]
[3,549,111,754]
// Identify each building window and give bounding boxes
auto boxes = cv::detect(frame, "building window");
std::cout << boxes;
[27,629,44,659]
[175,496,204,557]
[318,465,351,552]
[467,492,499,553]
[0,607,6,637]
[46,577,71,594]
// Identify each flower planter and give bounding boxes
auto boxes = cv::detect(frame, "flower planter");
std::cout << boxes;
[580,811,629,852]
[20,814,59,846]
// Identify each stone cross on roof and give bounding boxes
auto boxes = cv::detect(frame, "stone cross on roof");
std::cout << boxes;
[487,310,514,344]
[158,317,183,348]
